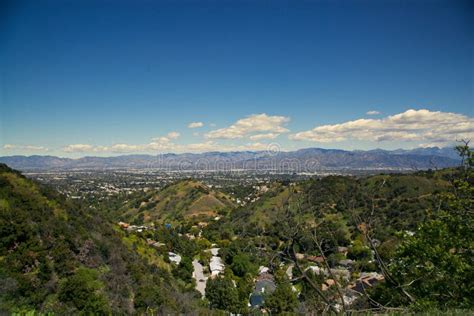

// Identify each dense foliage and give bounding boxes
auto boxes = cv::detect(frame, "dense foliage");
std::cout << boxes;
[0,164,204,314]
[372,146,474,311]
[0,144,472,314]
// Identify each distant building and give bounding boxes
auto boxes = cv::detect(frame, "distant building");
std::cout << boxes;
[209,248,224,276]
[168,252,182,265]
[209,256,224,276]
[295,253,305,260]
[338,259,354,268]
[306,255,325,264]
[349,272,384,293]
[337,246,348,254]
[258,266,270,275]
[118,222,129,229]
[249,273,276,309]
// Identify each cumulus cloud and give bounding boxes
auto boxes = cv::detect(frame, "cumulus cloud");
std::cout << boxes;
[205,113,290,139]
[290,109,474,147]
[62,130,274,154]
[188,122,204,128]
[151,131,180,143]
[63,144,97,153]
[185,141,270,152]
[3,144,48,151]
[366,110,380,115]
[249,133,280,140]
[63,144,113,153]
[108,144,143,153]
[62,140,272,154]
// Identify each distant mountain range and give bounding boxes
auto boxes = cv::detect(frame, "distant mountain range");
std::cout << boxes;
[0,147,461,172]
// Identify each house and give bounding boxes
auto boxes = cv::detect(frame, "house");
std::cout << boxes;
[118,222,129,229]
[126,225,137,232]
[330,268,351,282]
[306,265,323,275]
[146,238,155,245]
[209,248,224,276]
[337,246,348,254]
[258,266,270,275]
[338,259,354,268]
[285,264,294,279]
[295,253,305,260]
[307,255,325,264]
[349,272,384,293]
[210,256,224,276]
[168,252,182,265]
[146,239,165,248]
[306,266,350,282]
[256,272,275,283]
[249,273,276,308]
[151,241,165,248]
[321,278,336,291]
[185,233,195,240]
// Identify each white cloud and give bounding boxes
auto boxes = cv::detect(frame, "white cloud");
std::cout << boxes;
[236,142,272,151]
[61,124,279,154]
[183,141,270,152]
[63,144,97,153]
[205,113,290,139]
[188,122,204,128]
[290,109,474,147]
[109,144,142,153]
[366,110,380,115]
[249,133,280,140]
[151,131,180,143]
[62,139,273,154]
[3,144,48,151]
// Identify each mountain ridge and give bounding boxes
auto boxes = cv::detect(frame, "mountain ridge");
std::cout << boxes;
[0,147,460,171]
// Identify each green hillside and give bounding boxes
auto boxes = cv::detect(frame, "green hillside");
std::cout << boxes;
[0,164,203,314]
[223,171,455,245]
[120,179,236,224]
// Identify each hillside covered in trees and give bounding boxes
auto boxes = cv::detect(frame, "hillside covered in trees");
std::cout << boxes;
[0,145,472,314]
[0,164,207,314]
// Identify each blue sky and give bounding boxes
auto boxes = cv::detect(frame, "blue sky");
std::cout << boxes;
[1,0,473,157]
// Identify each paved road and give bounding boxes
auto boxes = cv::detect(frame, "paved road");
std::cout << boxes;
[192,259,207,296]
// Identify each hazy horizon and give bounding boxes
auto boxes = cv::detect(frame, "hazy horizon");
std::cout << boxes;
[0,143,459,160]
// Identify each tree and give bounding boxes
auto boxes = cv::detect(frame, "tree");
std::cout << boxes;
[264,280,298,313]
[230,253,257,277]
[372,144,474,311]
[347,238,372,261]
[58,267,110,314]
[173,256,194,283]
[205,276,241,313]
[319,213,351,252]
[134,284,165,311]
